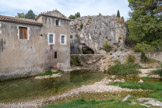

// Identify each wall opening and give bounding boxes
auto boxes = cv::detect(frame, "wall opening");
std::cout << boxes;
[82,44,94,54]
[54,51,57,58]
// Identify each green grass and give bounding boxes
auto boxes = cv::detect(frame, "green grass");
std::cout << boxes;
[107,64,141,75]
[152,69,162,77]
[39,70,64,77]
[111,81,162,101]
[43,99,146,108]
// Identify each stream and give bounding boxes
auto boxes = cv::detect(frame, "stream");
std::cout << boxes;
[0,70,105,103]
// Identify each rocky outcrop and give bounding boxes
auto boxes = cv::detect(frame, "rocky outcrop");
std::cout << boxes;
[70,15,126,54]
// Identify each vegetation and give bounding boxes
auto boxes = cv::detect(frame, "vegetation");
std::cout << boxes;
[107,64,140,75]
[117,10,120,18]
[39,70,64,76]
[111,81,162,101]
[16,9,36,19]
[126,55,135,64]
[80,23,83,30]
[43,99,146,108]
[134,42,155,52]
[69,12,81,19]
[127,0,162,52]
[102,41,112,53]
[16,13,25,18]
[70,56,82,66]
[140,52,149,63]
[152,69,162,77]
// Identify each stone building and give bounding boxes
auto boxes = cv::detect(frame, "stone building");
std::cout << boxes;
[0,10,70,79]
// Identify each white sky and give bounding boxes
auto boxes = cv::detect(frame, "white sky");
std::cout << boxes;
[0,0,131,20]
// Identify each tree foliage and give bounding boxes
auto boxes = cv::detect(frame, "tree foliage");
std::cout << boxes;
[16,13,25,18]
[25,10,36,19]
[117,10,120,17]
[16,10,36,19]
[127,0,162,52]
[69,12,81,19]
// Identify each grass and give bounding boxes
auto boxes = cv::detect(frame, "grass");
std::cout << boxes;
[111,81,162,101]
[39,70,64,77]
[107,64,141,75]
[43,99,146,108]
[151,69,162,77]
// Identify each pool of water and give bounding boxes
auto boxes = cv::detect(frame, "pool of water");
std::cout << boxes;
[0,70,106,103]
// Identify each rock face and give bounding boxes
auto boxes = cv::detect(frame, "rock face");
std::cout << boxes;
[70,15,127,54]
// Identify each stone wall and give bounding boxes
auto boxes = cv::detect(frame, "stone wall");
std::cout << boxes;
[70,15,126,54]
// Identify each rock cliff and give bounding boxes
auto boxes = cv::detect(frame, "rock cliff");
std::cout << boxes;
[70,15,127,54]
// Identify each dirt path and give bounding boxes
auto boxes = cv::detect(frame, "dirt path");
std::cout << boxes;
[0,78,134,108]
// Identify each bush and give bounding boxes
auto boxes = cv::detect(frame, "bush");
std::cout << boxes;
[107,64,140,75]
[152,69,162,77]
[140,52,150,63]
[126,55,135,64]
[80,24,83,30]
[134,42,155,52]
[102,42,112,53]
[70,56,82,66]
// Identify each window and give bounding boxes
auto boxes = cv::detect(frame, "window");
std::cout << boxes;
[60,35,67,45]
[56,20,60,26]
[48,33,55,45]
[54,51,57,58]
[19,27,27,39]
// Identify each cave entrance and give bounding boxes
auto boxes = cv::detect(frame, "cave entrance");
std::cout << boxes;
[82,44,94,54]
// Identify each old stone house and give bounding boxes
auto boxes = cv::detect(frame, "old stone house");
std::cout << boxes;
[0,10,70,79]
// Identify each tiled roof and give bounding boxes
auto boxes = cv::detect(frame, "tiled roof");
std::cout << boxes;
[0,15,42,26]
[36,14,70,21]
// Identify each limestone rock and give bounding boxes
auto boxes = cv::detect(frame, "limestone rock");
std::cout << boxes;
[70,15,126,54]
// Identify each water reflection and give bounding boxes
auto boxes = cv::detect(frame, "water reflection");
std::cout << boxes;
[0,70,105,102]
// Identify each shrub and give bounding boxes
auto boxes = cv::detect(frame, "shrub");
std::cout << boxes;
[114,60,121,64]
[80,23,83,30]
[126,55,135,64]
[107,64,140,75]
[140,52,150,63]
[70,56,82,66]
[134,42,155,52]
[102,42,112,53]
[152,69,162,77]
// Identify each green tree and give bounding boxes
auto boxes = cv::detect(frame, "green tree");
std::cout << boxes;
[16,13,25,18]
[69,15,76,19]
[117,10,120,18]
[69,12,81,19]
[127,0,162,52]
[25,10,36,19]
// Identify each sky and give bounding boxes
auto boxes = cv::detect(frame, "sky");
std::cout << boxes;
[0,0,131,19]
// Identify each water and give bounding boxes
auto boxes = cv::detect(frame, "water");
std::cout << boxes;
[0,70,105,103]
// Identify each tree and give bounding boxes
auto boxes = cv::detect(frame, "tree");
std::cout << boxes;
[69,15,76,19]
[117,10,120,18]
[25,10,36,19]
[69,12,81,19]
[127,0,162,52]
[16,13,25,18]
